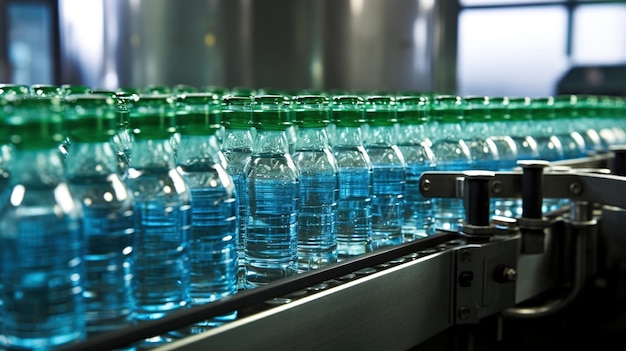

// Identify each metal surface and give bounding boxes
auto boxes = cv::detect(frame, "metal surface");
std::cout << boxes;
[157,248,455,351]
[57,0,458,92]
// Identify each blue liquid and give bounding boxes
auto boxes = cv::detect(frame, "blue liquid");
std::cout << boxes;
[368,145,405,250]
[511,136,539,161]
[297,173,338,271]
[127,168,191,322]
[431,139,472,231]
[1,186,85,349]
[557,132,586,160]
[333,146,372,259]
[245,165,298,288]
[223,149,250,290]
[534,135,564,161]
[177,164,238,324]
[403,164,435,239]
[69,174,135,335]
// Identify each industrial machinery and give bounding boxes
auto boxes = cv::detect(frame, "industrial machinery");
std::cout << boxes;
[59,149,626,351]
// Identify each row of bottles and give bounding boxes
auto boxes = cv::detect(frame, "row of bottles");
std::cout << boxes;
[1,83,625,350]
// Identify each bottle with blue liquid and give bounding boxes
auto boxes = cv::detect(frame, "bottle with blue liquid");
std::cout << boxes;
[363,95,406,249]
[175,92,238,329]
[221,95,254,290]
[64,94,136,337]
[429,95,472,231]
[395,95,436,239]
[329,95,373,258]
[0,95,86,349]
[244,95,299,287]
[507,96,539,162]
[292,95,339,271]
[124,94,191,336]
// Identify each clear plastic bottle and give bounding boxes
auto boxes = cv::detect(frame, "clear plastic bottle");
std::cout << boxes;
[487,97,522,218]
[529,97,565,162]
[330,95,373,259]
[553,96,586,160]
[429,95,472,231]
[64,94,136,336]
[0,95,86,349]
[463,96,500,171]
[363,95,406,250]
[292,95,339,271]
[175,93,238,329]
[124,94,191,329]
[244,95,299,287]
[221,95,254,290]
[395,95,436,239]
[507,96,539,162]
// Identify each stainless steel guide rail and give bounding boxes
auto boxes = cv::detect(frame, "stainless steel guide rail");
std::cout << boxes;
[59,151,626,351]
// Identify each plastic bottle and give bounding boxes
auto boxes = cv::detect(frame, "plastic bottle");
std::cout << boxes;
[429,95,472,231]
[89,89,135,178]
[507,96,539,162]
[292,95,339,271]
[330,95,372,258]
[124,94,191,329]
[244,95,299,287]
[64,94,136,336]
[529,97,565,162]
[175,93,238,328]
[463,96,500,171]
[0,95,86,349]
[221,95,254,289]
[395,95,436,239]
[552,96,587,160]
[363,95,406,249]
[487,97,522,218]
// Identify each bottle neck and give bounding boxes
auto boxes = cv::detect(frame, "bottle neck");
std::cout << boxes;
[252,129,289,155]
[129,138,176,169]
[11,147,66,186]
[365,124,397,146]
[222,128,254,152]
[332,126,365,147]
[396,123,429,145]
[65,141,120,178]
[295,127,331,151]
[176,134,222,166]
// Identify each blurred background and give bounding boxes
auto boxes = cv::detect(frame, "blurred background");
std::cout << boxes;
[1,0,626,97]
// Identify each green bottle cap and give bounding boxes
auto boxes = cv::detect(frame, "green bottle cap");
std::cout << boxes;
[172,84,198,94]
[464,96,491,122]
[204,85,231,97]
[395,95,429,125]
[292,95,330,128]
[330,95,365,127]
[251,94,292,131]
[127,94,177,140]
[488,96,510,122]
[117,87,141,96]
[431,95,464,124]
[507,96,532,121]
[2,95,66,150]
[364,95,397,126]
[230,87,257,98]
[554,94,579,119]
[143,84,171,95]
[64,94,118,143]
[30,84,62,97]
[0,84,29,96]
[530,96,555,121]
[61,84,92,96]
[221,95,253,130]
[175,93,221,135]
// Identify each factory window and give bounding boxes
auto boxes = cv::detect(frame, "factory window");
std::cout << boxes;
[457,1,626,97]
[1,0,57,85]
